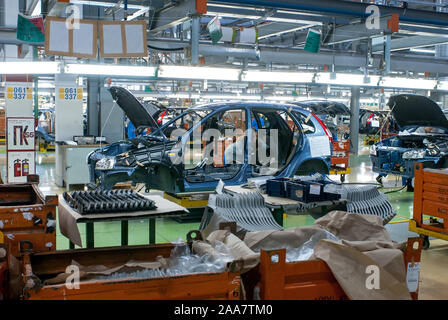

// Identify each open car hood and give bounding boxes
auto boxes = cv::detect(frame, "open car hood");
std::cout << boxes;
[388,94,448,129]
[109,86,159,129]
[299,100,350,116]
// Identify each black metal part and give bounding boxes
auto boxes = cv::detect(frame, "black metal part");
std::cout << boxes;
[63,189,157,215]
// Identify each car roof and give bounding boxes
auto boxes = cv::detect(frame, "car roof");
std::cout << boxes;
[190,101,307,112]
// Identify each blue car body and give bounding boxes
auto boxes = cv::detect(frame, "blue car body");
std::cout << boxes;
[87,88,332,193]
[370,94,448,184]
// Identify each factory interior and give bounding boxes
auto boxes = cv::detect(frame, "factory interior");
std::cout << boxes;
[1,0,448,304]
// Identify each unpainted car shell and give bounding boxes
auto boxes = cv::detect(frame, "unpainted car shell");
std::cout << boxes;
[87,88,332,193]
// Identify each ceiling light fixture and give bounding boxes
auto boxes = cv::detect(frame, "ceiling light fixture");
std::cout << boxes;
[0,62,59,74]
[65,64,157,77]
[242,71,314,83]
[158,66,240,81]
[380,77,437,90]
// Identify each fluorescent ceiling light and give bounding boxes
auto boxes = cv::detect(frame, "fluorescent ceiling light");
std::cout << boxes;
[316,73,380,87]
[380,77,437,90]
[158,66,240,81]
[202,94,261,100]
[264,96,298,102]
[167,93,201,99]
[437,81,448,91]
[410,48,436,54]
[0,62,59,74]
[242,71,314,83]
[65,64,157,77]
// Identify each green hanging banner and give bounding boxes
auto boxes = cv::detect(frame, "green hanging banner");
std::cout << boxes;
[207,16,223,45]
[304,29,321,53]
[16,13,45,43]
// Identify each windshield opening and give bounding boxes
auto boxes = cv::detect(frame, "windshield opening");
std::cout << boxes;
[152,109,213,138]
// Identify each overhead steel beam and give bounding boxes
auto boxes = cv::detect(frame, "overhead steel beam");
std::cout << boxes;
[145,37,448,74]
[259,47,448,74]
[372,35,448,53]
[25,0,40,15]
[207,2,448,36]
[209,0,448,27]
[258,22,318,40]
[44,0,70,17]
[259,31,309,47]
[324,15,399,45]
[206,4,349,25]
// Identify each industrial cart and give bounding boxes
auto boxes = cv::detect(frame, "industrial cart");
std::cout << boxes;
[0,175,58,257]
[363,135,380,146]
[164,191,212,222]
[0,231,7,300]
[409,163,448,249]
[330,140,350,182]
[21,240,242,300]
[243,237,422,300]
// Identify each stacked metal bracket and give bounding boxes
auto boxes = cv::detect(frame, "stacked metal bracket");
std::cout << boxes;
[343,185,396,224]
[63,190,157,215]
[200,192,283,234]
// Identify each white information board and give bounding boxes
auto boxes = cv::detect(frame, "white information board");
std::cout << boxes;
[55,86,84,141]
[45,17,98,59]
[308,135,332,158]
[4,82,33,117]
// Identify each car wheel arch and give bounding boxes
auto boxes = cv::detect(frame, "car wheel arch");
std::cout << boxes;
[294,159,330,176]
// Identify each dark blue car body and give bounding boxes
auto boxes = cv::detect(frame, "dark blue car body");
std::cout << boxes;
[87,88,332,193]
[370,94,448,185]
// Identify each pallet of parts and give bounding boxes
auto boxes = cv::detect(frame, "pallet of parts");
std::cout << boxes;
[22,243,243,300]
[242,237,422,300]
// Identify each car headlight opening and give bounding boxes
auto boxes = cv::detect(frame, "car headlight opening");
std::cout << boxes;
[402,149,426,160]
[95,157,116,170]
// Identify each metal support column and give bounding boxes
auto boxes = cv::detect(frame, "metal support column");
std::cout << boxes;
[349,86,360,155]
[33,46,38,119]
[384,34,391,74]
[191,16,200,65]
[149,218,156,244]
[87,77,100,136]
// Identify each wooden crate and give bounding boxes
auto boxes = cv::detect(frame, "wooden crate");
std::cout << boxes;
[413,163,448,235]
[22,243,242,300]
[242,237,422,300]
[0,177,58,258]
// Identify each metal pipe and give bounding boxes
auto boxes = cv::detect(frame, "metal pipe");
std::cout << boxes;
[199,44,260,59]
[384,34,391,74]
